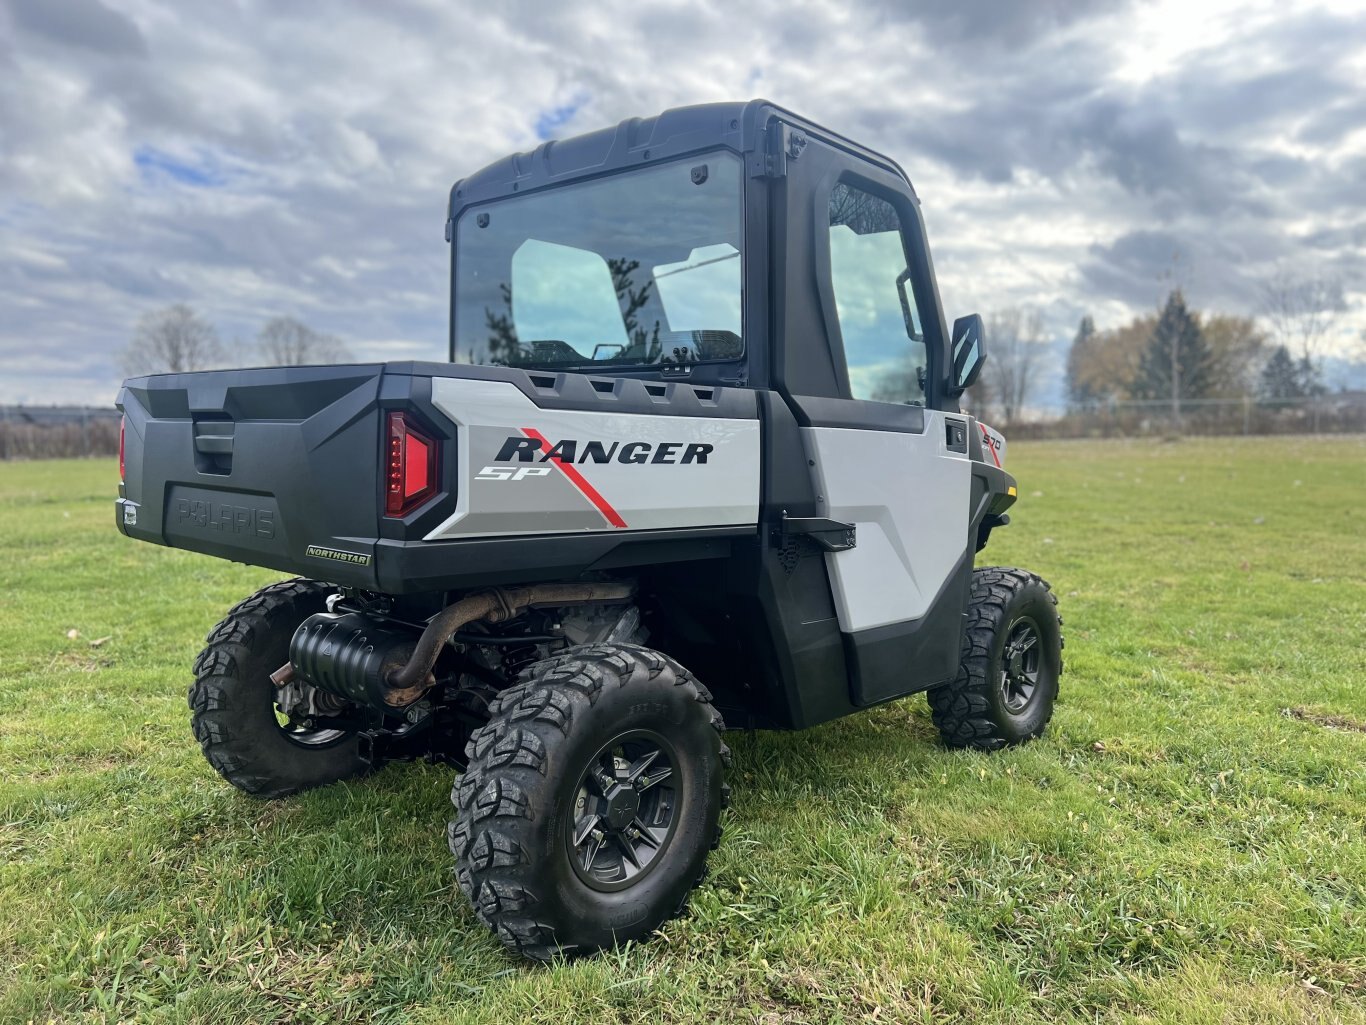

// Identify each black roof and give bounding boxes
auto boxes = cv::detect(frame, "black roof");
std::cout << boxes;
[448,99,913,214]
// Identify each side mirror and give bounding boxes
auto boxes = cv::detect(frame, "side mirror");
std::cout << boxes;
[948,313,986,394]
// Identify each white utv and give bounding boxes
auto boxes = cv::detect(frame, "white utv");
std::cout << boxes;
[116,100,1063,961]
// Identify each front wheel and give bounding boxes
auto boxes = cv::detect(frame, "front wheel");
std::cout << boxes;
[449,643,729,961]
[928,567,1063,750]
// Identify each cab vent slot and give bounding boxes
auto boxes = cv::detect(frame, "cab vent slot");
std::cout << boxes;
[645,383,667,397]
[590,379,615,395]
[528,374,555,389]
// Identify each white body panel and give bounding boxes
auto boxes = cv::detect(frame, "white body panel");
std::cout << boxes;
[427,377,760,539]
[802,410,972,632]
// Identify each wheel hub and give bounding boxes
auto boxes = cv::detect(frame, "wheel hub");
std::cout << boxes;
[602,783,641,829]
[999,617,1042,714]
[567,730,679,892]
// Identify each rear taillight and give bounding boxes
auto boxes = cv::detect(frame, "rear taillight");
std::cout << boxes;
[118,416,126,482]
[385,412,438,517]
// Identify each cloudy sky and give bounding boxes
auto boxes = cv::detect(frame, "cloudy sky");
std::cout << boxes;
[2,0,1364,407]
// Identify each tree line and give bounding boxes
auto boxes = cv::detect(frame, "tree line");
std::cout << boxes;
[120,304,352,375]
[966,271,1350,425]
[1064,296,1274,412]
[122,275,1350,421]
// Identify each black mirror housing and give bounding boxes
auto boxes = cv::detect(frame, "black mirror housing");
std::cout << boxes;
[948,313,986,395]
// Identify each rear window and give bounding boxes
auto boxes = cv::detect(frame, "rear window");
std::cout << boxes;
[454,152,743,371]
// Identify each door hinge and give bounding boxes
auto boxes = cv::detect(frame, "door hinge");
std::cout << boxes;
[755,124,806,179]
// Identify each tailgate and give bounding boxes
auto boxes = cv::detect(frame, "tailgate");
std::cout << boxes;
[116,364,389,588]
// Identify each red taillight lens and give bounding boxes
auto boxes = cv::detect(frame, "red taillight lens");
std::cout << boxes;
[118,416,126,482]
[385,412,439,517]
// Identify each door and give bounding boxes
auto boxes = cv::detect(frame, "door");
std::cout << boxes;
[772,127,976,704]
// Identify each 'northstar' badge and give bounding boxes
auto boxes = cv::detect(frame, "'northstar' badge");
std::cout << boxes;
[305,544,371,566]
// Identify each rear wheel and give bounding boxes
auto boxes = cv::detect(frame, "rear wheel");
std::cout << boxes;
[449,643,729,961]
[188,579,371,798]
[928,567,1063,750]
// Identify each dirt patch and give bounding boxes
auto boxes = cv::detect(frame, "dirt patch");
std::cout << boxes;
[1282,707,1366,734]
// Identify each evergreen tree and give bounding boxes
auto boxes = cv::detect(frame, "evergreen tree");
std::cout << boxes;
[1132,291,1213,404]
[483,282,520,364]
[1296,355,1325,397]
[1258,345,1303,401]
[607,257,663,360]
[1065,315,1098,408]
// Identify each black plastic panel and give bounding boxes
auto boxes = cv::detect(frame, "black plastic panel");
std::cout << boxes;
[116,368,387,590]
[734,391,854,729]
[372,526,747,594]
[384,362,759,421]
[162,484,291,563]
[788,394,927,434]
[448,100,910,220]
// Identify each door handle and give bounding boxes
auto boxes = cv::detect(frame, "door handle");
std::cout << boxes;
[945,419,968,453]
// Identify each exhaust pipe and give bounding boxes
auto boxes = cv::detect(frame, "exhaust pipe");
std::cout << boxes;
[384,582,633,704]
[277,582,634,709]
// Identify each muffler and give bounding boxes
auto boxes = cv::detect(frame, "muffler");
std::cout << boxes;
[287,611,423,711]
[278,582,634,710]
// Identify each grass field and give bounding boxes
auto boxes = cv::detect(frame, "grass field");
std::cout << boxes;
[2,438,1365,1024]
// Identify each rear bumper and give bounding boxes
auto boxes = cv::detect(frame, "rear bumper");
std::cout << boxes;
[116,494,383,589]
[116,492,748,593]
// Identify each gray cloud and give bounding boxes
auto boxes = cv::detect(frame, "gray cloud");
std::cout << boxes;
[1080,229,1229,309]
[869,0,1133,48]
[0,0,1363,408]
[4,0,147,56]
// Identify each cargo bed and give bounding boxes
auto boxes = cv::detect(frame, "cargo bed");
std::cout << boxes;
[116,363,758,593]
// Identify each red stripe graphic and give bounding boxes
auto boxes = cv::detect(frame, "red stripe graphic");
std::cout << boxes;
[979,424,1002,468]
[521,427,628,529]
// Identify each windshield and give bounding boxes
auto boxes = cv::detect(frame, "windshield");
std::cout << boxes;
[454,152,743,371]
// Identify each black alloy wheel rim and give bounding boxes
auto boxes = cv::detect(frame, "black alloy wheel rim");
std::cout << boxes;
[999,616,1043,714]
[567,730,681,892]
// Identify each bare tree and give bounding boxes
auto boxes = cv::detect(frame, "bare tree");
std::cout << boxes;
[256,316,352,366]
[1260,269,1346,365]
[978,307,1047,425]
[1201,314,1267,398]
[121,304,224,375]
[963,372,997,423]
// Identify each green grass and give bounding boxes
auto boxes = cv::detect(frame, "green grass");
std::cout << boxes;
[2,438,1365,1024]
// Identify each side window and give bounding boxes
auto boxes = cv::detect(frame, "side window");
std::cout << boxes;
[828,183,928,405]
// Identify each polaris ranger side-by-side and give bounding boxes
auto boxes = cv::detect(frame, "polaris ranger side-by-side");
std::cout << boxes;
[116,100,1063,961]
